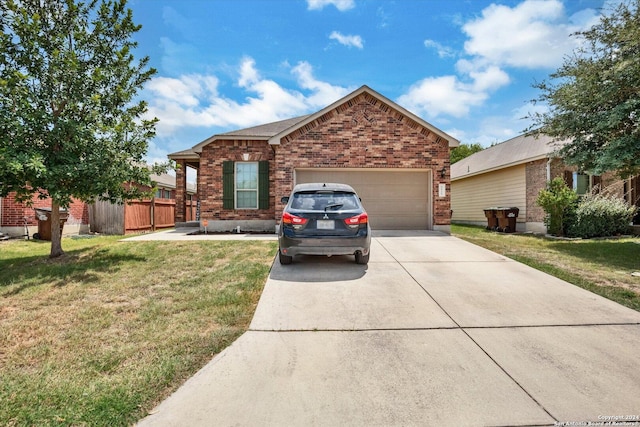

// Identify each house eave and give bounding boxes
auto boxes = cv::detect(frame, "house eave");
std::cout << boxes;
[451,153,552,181]
[191,135,270,154]
[168,151,200,161]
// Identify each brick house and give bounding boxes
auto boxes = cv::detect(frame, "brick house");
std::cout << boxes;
[0,193,89,238]
[169,85,459,232]
[451,133,640,233]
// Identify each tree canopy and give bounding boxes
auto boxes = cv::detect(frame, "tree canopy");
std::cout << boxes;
[528,0,640,178]
[450,142,484,164]
[0,0,164,257]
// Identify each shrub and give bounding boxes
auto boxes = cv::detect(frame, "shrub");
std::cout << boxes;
[536,177,578,236]
[568,194,637,238]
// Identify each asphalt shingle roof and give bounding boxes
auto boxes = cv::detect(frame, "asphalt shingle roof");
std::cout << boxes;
[218,115,311,138]
[451,133,568,180]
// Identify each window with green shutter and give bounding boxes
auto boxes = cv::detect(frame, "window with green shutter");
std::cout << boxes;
[222,161,235,209]
[222,160,270,210]
[258,161,269,209]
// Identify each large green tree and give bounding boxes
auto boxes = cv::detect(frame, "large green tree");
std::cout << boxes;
[450,142,484,164]
[529,0,640,178]
[0,0,163,257]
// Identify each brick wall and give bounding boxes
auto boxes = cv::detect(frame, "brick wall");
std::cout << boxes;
[1,193,89,227]
[198,141,275,221]
[525,158,625,225]
[175,159,186,222]
[275,93,451,226]
[525,159,548,223]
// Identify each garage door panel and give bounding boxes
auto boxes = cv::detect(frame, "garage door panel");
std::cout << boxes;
[296,169,431,230]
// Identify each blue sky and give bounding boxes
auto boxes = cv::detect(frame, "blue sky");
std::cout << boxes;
[128,0,616,165]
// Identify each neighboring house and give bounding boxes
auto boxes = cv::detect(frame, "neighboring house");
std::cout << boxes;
[168,85,459,232]
[0,193,89,238]
[451,133,639,233]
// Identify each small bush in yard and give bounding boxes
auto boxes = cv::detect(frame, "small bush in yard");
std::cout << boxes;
[568,194,637,238]
[537,177,578,236]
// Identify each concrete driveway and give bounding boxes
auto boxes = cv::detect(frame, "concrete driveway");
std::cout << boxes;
[138,231,640,427]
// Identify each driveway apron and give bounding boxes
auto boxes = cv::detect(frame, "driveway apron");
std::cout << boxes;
[138,232,640,427]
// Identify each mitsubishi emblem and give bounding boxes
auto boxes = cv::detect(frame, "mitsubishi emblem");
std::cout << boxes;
[323,214,329,219]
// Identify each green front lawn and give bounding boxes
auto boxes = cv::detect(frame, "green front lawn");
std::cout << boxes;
[452,224,640,311]
[2,227,639,425]
[0,236,277,426]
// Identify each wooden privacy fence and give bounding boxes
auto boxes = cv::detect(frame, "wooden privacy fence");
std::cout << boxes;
[185,200,198,221]
[125,199,175,232]
[90,199,179,235]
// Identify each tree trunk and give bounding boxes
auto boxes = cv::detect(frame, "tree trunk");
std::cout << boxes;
[50,200,64,258]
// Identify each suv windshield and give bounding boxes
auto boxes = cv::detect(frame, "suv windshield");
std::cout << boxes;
[290,191,359,211]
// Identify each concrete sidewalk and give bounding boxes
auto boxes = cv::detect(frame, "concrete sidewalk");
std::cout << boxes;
[120,227,277,241]
[137,232,640,427]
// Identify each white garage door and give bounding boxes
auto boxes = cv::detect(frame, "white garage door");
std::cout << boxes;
[295,169,432,230]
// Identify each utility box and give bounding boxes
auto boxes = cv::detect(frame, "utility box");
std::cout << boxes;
[483,208,498,230]
[495,207,519,233]
[34,207,69,241]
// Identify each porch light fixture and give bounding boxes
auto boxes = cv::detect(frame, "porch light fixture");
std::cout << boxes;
[440,167,447,178]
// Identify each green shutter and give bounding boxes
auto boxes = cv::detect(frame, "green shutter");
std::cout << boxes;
[222,161,235,209]
[258,161,269,210]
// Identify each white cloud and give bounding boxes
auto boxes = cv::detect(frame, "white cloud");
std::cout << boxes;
[469,66,510,92]
[462,0,589,69]
[399,0,603,123]
[397,76,489,119]
[238,56,260,87]
[144,58,350,137]
[424,39,455,58]
[329,31,364,49]
[376,6,390,29]
[291,61,352,107]
[307,0,355,11]
[397,65,510,120]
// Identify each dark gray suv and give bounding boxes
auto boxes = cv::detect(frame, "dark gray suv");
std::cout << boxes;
[278,183,371,265]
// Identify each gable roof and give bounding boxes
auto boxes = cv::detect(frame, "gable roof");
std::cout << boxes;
[267,85,459,148]
[169,116,311,159]
[451,133,568,181]
[168,85,458,160]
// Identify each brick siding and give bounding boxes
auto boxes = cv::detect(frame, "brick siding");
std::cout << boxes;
[1,193,89,227]
[184,92,452,228]
[525,159,548,223]
[275,93,451,226]
[197,141,275,222]
[525,158,624,224]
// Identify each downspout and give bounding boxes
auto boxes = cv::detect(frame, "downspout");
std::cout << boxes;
[546,158,551,182]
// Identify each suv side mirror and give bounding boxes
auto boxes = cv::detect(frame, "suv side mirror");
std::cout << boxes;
[281,196,289,204]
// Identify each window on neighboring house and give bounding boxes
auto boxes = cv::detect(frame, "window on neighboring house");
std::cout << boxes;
[564,171,601,196]
[574,172,590,195]
[222,160,269,210]
[164,189,171,199]
[155,189,162,199]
